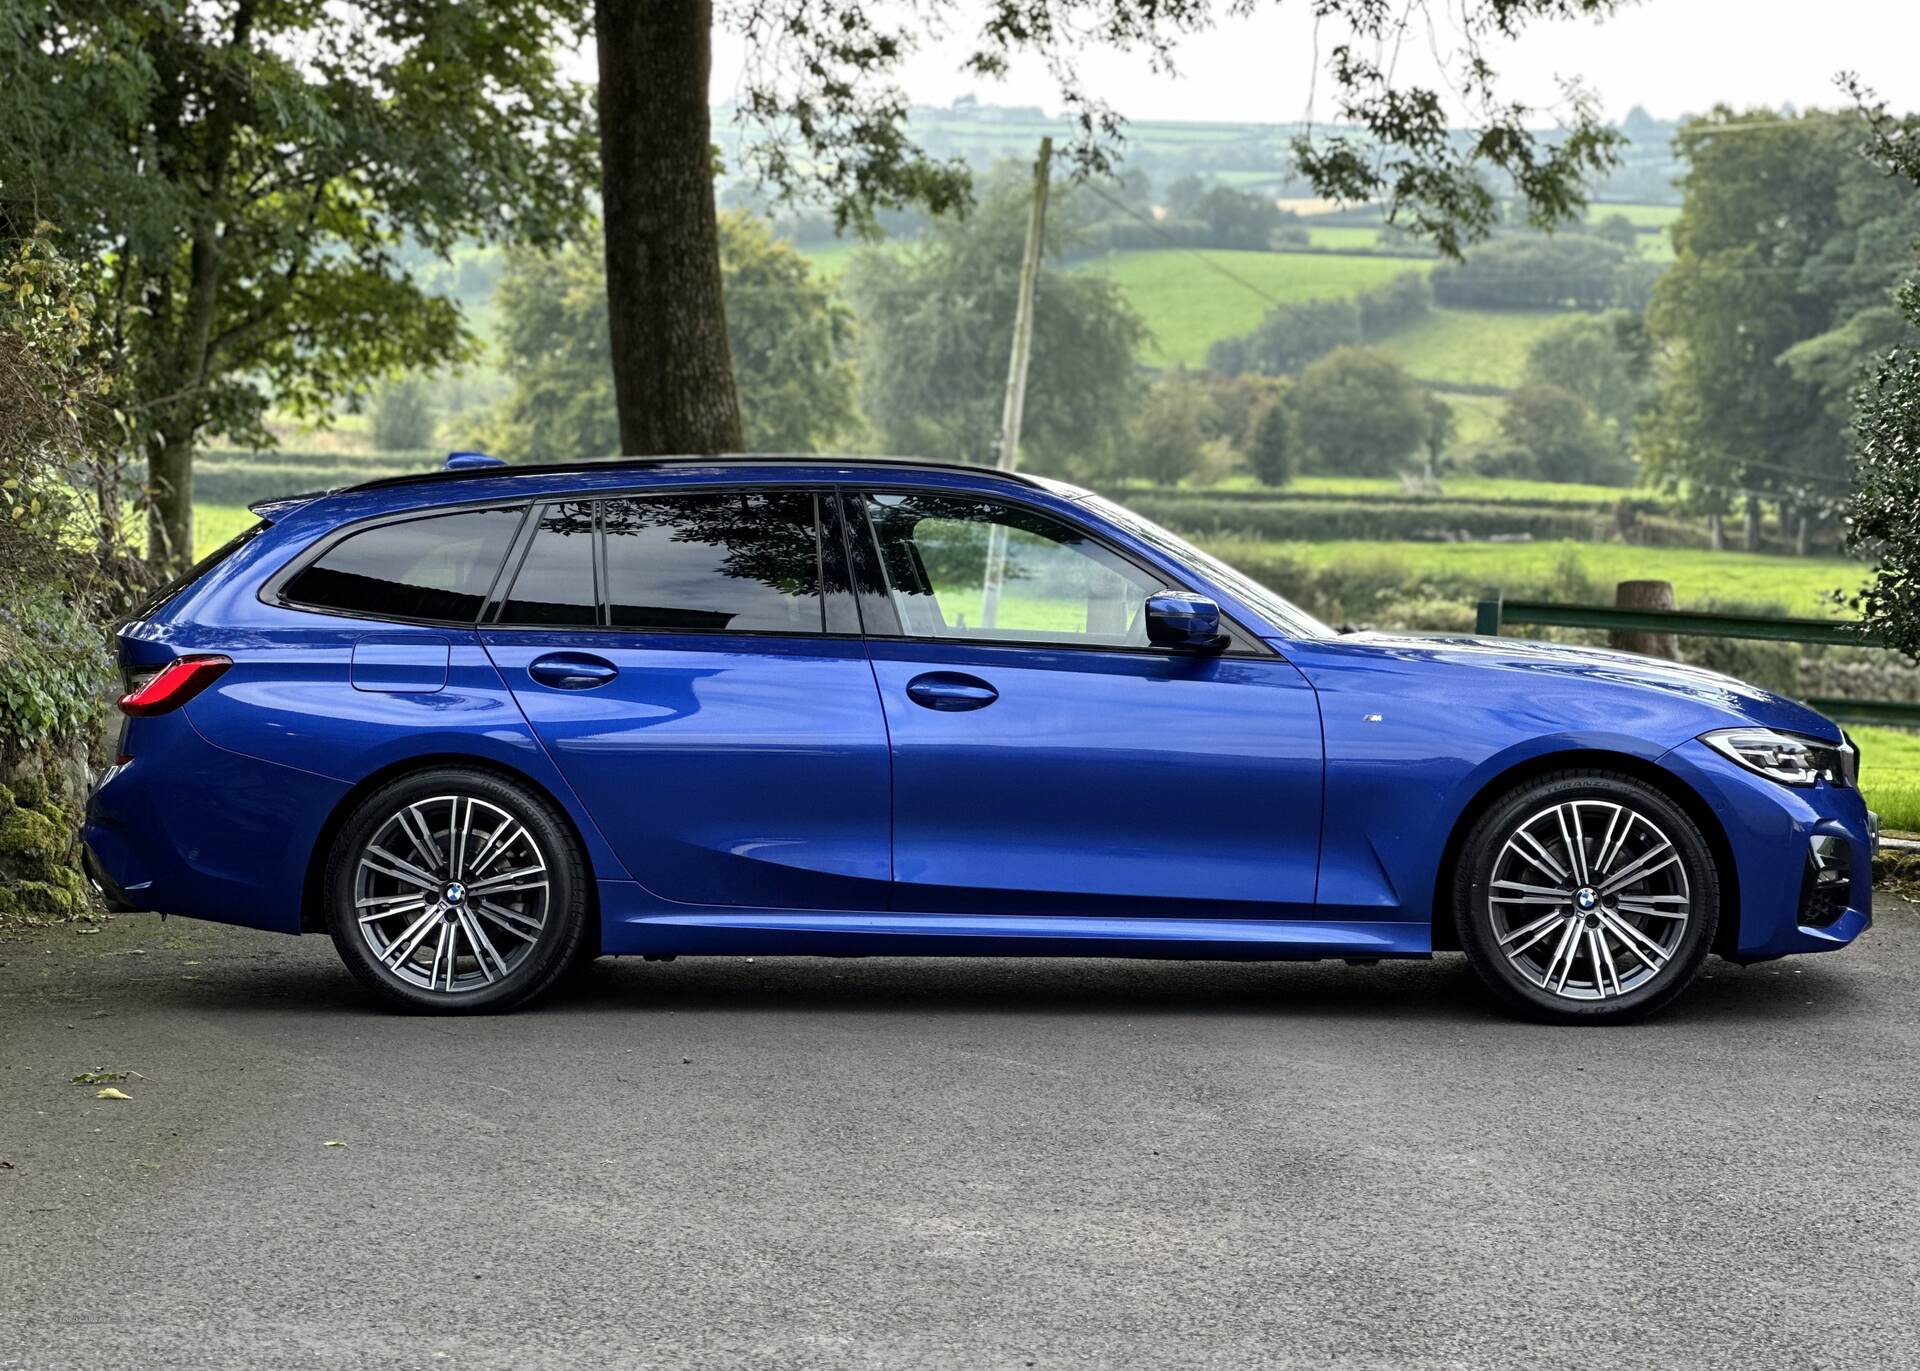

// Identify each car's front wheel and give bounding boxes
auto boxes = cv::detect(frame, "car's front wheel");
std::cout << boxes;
[323,767,590,1013]
[1454,770,1720,1024]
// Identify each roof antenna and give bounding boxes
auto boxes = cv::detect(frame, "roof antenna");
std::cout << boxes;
[444,451,507,471]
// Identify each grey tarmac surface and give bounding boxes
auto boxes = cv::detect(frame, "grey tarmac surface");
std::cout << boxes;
[1,903,1917,1371]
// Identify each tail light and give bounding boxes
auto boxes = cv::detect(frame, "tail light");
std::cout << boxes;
[118,655,232,717]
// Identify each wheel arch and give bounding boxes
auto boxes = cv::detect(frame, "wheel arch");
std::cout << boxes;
[1428,748,1740,957]
[299,753,601,943]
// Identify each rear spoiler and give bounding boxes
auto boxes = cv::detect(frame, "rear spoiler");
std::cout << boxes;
[247,489,334,519]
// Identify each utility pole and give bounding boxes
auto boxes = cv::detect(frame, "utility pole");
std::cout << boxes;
[981,136,1052,629]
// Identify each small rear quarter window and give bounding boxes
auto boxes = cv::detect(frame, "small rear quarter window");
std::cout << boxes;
[283,507,520,623]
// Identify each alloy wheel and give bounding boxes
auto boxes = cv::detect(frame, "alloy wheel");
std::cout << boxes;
[1487,799,1691,1002]
[353,794,551,994]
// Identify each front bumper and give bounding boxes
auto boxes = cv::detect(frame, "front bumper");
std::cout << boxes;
[1660,737,1874,960]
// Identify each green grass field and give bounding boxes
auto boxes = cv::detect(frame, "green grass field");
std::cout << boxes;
[1305,226,1382,251]
[1586,202,1681,228]
[796,240,868,281]
[1856,726,1920,832]
[1370,308,1569,390]
[1215,538,1865,615]
[1074,249,1433,367]
[1190,473,1650,504]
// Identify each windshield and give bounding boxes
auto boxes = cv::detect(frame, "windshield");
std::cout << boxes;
[1077,493,1335,641]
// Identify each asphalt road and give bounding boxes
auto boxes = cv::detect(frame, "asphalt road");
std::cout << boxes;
[3,905,1918,1371]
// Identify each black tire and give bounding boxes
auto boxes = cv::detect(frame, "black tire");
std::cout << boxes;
[323,767,591,1013]
[1452,769,1720,1025]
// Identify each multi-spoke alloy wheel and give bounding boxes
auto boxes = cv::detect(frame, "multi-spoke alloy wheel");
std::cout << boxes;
[1489,800,1690,1001]
[325,769,587,1013]
[354,795,550,994]
[1455,771,1718,1024]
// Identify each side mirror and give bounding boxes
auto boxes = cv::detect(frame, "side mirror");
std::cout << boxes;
[1145,591,1227,652]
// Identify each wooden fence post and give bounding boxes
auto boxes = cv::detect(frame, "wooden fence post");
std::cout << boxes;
[1611,580,1679,659]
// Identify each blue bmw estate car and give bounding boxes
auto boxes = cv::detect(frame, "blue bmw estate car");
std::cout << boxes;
[84,455,1872,1023]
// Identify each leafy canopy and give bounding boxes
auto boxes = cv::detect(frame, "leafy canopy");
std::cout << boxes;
[487,214,858,460]
[731,0,1625,252]
[844,165,1145,477]
[0,0,599,560]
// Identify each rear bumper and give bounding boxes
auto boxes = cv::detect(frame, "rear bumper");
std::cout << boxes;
[82,713,348,934]
[1659,738,1873,960]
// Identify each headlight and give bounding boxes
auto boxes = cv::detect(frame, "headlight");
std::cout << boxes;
[1702,727,1856,788]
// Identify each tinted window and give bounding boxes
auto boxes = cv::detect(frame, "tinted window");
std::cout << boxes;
[862,493,1163,647]
[500,502,597,626]
[284,507,519,623]
[603,492,821,634]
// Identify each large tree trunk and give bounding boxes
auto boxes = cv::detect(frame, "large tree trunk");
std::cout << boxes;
[595,0,743,455]
[146,425,195,570]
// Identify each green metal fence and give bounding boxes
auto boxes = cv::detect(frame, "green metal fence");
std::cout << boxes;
[1473,594,1920,728]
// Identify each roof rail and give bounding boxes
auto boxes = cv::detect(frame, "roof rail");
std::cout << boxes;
[336,453,1051,497]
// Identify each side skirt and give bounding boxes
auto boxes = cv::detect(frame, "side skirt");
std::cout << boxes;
[597,882,1431,960]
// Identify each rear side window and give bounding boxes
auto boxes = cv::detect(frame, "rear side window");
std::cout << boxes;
[283,507,520,623]
[500,502,597,626]
[602,492,821,633]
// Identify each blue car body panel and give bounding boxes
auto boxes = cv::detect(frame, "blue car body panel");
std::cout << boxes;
[84,458,1873,968]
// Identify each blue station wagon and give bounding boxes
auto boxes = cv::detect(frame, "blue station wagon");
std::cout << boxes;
[84,455,1873,1022]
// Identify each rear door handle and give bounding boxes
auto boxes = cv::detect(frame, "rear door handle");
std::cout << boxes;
[905,672,998,712]
[528,652,618,690]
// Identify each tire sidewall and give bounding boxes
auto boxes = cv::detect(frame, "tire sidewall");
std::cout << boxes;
[324,768,589,1013]
[1454,771,1720,1024]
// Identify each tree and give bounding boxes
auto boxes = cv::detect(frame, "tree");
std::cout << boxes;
[1429,234,1631,309]
[1501,383,1629,484]
[1208,298,1361,377]
[1246,396,1297,488]
[488,214,857,462]
[1524,312,1650,430]
[371,379,438,453]
[1195,187,1289,251]
[1129,374,1212,485]
[595,0,1627,457]
[1290,348,1428,476]
[1420,393,1457,484]
[1840,89,1920,653]
[0,0,598,568]
[1642,107,1920,537]
[845,168,1144,477]
[1592,213,1641,254]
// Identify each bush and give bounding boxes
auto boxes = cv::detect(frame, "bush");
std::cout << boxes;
[1244,399,1296,488]
[1430,235,1632,310]
[1117,492,1613,543]
[1289,348,1428,475]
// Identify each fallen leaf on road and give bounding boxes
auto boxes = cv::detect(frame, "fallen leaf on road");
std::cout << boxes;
[322,1140,347,1148]
[71,1071,129,1085]
[94,1088,131,1100]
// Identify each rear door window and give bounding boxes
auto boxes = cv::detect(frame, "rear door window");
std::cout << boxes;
[282,507,520,623]
[601,492,823,634]
[499,502,598,626]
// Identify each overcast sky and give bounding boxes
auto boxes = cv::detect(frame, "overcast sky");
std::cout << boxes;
[700,0,1920,126]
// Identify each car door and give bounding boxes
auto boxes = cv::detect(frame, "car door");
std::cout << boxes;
[846,488,1324,919]
[480,489,892,911]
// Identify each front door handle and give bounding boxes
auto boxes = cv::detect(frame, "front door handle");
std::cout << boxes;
[905,671,998,712]
[528,652,618,691]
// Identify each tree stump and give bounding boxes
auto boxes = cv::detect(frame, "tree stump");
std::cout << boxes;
[1610,580,1679,660]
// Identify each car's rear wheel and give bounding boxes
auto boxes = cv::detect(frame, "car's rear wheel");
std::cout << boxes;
[323,767,589,1013]
[1453,769,1719,1025]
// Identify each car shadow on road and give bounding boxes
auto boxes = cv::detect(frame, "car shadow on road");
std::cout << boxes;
[143,943,1870,1029]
